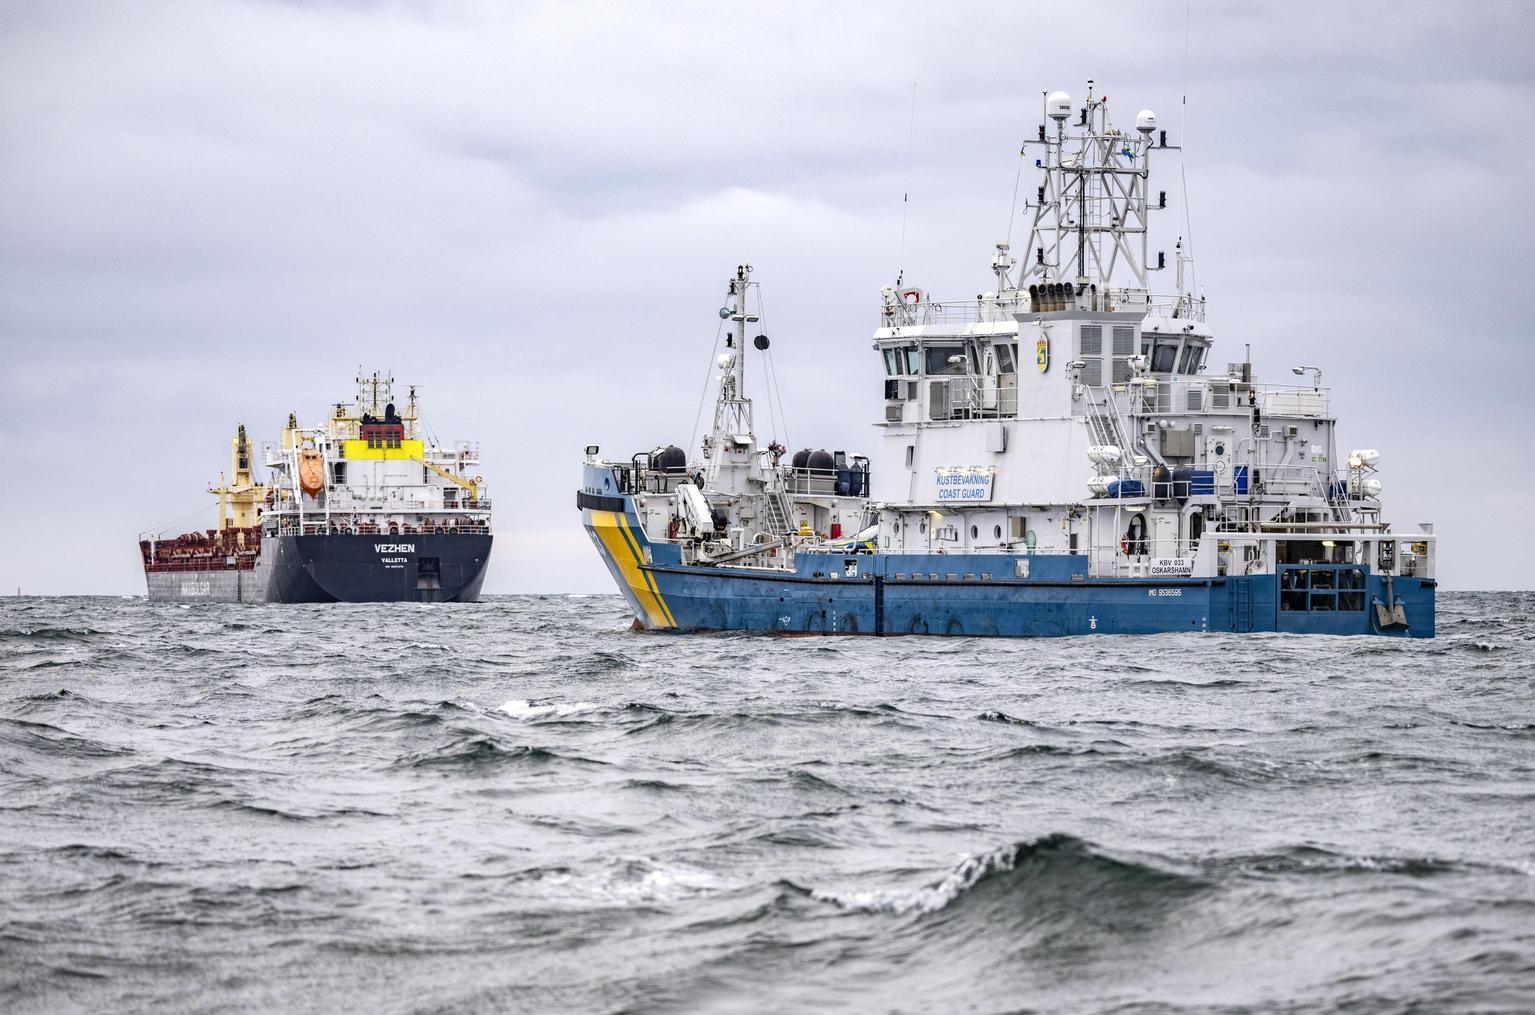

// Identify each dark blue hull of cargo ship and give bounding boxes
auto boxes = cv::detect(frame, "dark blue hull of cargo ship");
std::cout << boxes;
[264,533,492,604]
[583,502,1434,638]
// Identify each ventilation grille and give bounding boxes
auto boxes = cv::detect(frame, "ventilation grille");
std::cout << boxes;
[1187,389,1204,411]
[1112,358,1132,383]
[1080,359,1103,386]
[1112,325,1135,355]
[928,379,951,420]
[1080,325,1102,355]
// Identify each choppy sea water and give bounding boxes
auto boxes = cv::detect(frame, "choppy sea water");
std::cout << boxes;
[1,592,1532,1014]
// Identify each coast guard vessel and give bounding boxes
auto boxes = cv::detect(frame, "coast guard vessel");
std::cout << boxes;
[578,83,1435,637]
[140,371,491,603]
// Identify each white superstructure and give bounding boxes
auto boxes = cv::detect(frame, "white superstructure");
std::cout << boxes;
[869,82,1433,587]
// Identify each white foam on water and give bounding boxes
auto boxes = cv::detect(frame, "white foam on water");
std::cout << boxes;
[812,843,1021,915]
[498,698,599,720]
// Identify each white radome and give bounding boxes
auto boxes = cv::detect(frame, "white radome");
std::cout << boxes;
[1047,91,1072,121]
[1136,109,1157,133]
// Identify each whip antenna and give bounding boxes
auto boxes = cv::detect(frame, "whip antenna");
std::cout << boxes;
[1179,0,1197,295]
[897,81,917,280]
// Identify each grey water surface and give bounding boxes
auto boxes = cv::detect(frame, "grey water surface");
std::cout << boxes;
[2,592,1532,1014]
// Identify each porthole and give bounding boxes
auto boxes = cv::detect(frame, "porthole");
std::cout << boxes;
[970,525,979,539]
[994,525,1002,539]
[920,520,927,534]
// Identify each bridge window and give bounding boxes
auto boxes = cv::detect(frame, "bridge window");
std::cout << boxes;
[924,344,967,375]
[1178,344,1204,374]
[995,344,1016,374]
[1150,341,1178,374]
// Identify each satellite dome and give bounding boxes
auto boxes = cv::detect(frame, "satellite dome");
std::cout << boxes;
[1047,91,1072,122]
[1136,109,1157,133]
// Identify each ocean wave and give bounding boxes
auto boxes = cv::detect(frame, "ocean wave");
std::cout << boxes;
[1220,844,1510,878]
[0,626,106,641]
[807,833,1205,917]
[393,733,604,771]
[975,710,1045,727]
[498,698,601,720]
[508,857,728,907]
[0,718,133,760]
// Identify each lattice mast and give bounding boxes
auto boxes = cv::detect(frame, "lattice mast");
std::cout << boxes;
[1016,81,1174,292]
[704,264,760,484]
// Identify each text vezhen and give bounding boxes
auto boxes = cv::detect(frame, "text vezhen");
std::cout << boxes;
[375,544,415,554]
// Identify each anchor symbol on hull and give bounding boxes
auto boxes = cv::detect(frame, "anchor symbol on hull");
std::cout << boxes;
[1089,615,1098,630]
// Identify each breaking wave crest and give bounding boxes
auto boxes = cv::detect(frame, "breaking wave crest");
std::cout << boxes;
[809,833,1205,917]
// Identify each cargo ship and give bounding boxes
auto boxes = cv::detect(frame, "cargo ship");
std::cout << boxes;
[577,82,1436,637]
[140,371,491,603]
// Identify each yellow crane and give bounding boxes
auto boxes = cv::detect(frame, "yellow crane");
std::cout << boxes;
[412,456,481,503]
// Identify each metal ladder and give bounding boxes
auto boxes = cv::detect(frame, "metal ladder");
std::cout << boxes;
[763,485,794,535]
[1231,578,1253,632]
[1083,388,1131,453]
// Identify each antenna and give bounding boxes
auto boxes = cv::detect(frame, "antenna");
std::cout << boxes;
[1179,0,1197,297]
[897,81,917,280]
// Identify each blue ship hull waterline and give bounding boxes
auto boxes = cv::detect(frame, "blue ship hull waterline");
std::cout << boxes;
[583,497,1435,638]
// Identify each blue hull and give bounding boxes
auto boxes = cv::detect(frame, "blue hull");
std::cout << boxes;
[582,503,1434,638]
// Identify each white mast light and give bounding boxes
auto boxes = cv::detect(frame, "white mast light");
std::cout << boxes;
[1047,91,1072,121]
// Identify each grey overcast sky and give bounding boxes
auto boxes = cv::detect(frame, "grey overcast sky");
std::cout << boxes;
[2,0,1532,593]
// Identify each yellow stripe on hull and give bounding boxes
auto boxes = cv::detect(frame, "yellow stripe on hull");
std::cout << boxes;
[586,510,674,629]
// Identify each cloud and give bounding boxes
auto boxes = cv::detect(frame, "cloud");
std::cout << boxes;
[1,0,1531,592]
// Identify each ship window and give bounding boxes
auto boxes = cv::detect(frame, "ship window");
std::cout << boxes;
[1151,341,1178,373]
[1178,345,1203,374]
[883,348,900,375]
[924,344,967,375]
[995,344,1016,374]
[904,347,921,374]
